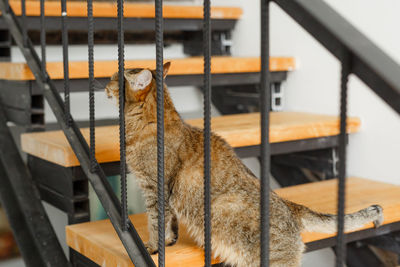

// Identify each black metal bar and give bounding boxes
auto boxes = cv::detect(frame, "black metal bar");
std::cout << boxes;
[0,2,156,266]
[61,0,70,126]
[260,0,270,266]
[117,0,128,231]
[87,0,96,173]
[40,0,45,76]
[336,51,351,267]
[0,16,238,32]
[21,0,26,46]
[155,0,165,265]
[203,0,212,266]
[0,106,70,267]
[272,0,400,114]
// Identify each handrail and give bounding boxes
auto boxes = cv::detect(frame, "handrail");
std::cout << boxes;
[273,0,400,114]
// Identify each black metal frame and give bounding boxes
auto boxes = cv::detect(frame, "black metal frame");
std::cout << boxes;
[0,16,238,32]
[0,106,70,267]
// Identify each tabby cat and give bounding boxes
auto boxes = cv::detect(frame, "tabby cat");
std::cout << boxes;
[105,63,384,267]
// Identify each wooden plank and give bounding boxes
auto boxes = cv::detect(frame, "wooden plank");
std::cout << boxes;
[6,0,242,19]
[21,112,361,167]
[66,212,220,267]
[66,177,400,267]
[0,57,295,81]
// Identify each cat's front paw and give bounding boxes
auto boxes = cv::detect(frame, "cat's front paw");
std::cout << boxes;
[145,243,158,255]
[165,236,178,247]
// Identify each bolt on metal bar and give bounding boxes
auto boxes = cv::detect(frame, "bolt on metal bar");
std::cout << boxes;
[155,0,165,265]
[203,0,212,266]
[336,52,351,267]
[117,0,128,231]
[260,0,271,266]
[87,0,95,172]
[40,0,45,77]
[21,0,27,46]
[61,0,70,126]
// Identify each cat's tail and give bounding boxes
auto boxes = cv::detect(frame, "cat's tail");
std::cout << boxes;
[286,201,384,233]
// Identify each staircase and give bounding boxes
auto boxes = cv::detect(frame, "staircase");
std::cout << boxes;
[0,0,400,266]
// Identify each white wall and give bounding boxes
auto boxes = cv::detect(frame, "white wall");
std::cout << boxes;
[222,0,400,185]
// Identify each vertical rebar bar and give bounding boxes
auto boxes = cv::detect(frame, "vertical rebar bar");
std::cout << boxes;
[87,0,95,172]
[155,0,165,266]
[203,0,212,266]
[260,0,270,266]
[117,0,128,231]
[40,0,45,77]
[61,0,70,126]
[336,52,351,267]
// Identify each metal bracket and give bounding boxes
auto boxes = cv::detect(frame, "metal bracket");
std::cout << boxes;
[0,29,11,61]
[28,156,90,225]
[211,82,285,114]
[183,30,232,56]
[0,80,45,131]
[272,148,339,181]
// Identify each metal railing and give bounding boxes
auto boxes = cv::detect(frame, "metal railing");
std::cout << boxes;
[272,1,400,265]
[0,0,399,267]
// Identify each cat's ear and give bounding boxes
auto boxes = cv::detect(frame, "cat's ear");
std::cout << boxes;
[126,69,153,92]
[163,62,171,78]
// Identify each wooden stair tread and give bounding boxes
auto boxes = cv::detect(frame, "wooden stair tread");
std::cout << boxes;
[0,56,295,81]
[66,177,400,266]
[21,112,361,167]
[6,0,242,19]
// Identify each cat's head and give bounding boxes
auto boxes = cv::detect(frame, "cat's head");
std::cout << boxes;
[105,62,171,104]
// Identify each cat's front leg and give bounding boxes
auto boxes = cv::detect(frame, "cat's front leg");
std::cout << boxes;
[144,193,179,254]
[165,209,178,247]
